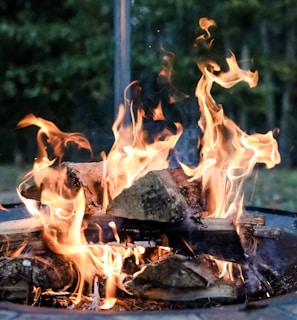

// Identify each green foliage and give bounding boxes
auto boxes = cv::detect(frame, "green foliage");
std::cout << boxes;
[244,168,297,212]
[0,0,115,163]
[0,0,296,166]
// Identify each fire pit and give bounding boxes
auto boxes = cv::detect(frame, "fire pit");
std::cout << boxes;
[0,16,294,319]
[0,205,297,319]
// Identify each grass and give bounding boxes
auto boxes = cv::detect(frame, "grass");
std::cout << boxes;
[0,164,296,212]
[243,167,297,213]
[0,165,27,193]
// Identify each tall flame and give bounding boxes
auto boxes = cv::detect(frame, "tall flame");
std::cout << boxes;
[101,86,183,211]
[16,113,148,308]
[15,17,281,309]
[181,18,280,220]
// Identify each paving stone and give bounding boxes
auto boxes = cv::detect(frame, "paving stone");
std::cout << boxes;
[0,309,18,320]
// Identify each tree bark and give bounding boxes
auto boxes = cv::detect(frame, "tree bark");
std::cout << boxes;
[279,24,296,168]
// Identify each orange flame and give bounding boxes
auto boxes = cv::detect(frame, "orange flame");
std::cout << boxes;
[15,114,148,308]
[101,99,183,211]
[181,18,280,221]
[15,17,282,308]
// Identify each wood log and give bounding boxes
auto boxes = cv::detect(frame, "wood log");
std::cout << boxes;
[0,280,31,304]
[67,165,205,217]
[125,254,237,301]
[0,216,43,235]
[106,170,188,222]
[86,215,245,263]
[239,213,265,226]
[0,206,245,263]
[134,283,237,302]
[0,255,76,291]
[253,225,280,239]
[21,162,106,214]
[21,163,206,218]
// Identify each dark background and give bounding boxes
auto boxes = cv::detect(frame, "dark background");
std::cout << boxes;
[0,0,296,167]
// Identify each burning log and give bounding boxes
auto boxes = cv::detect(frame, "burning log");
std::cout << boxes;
[86,215,245,263]
[21,162,105,214]
[0,214,245,263]
[0,209,281,307]
[125,254,237,301]
[106,170,187,222]
[0,255,75,291]
[21,163,205,218]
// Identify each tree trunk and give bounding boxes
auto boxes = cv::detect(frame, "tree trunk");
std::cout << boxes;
[279,27,296,168]
[259,22,276,131]
[113,0,131,120]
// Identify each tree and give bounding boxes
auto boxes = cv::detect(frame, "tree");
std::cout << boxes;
[0,0,296,168]
[0,0,114,163]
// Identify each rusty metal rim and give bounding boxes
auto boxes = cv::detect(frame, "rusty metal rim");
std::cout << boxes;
[0,292,297,319]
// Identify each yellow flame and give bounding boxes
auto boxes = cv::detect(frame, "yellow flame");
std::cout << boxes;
[181,18,280,221]
[102,102,183,211]
[16,17,282,307]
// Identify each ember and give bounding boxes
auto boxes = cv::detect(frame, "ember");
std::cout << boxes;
[0,17,287,313]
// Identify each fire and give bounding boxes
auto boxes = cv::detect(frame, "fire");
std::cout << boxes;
[101,92,183,211]
[14,17,281,309]
[181,18,280,220]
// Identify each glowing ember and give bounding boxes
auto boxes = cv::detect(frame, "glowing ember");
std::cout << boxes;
[14,17,281,309]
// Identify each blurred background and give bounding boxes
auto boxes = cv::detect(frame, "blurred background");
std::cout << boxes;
[0,0,296,211]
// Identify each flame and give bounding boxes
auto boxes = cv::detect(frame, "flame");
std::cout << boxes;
[0,203,8,211]
[101,95,183,211]
[179,18,280,280]
[15,17,282,308]
[15,113,148,308]
[181,18,280,221]
[17,113,93,166]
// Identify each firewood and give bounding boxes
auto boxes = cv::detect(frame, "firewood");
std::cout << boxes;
[0,255,76,291]
[21,163,206,218]
[0,217,43,235]
[132,283,237,302]
[21,162,106,214]
[63,165,205,216]
[0,209,245,263]
[239,213,265,226]
[106,170,188,222]
[126,254,215,289]
[253,225,280,239]
[125,254,237,301]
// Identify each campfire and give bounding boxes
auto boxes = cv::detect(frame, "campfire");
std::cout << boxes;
[0,17,290,313]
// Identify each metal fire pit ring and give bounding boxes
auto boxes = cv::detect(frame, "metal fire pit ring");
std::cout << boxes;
[0,205,297,319]
[1,292,297,319]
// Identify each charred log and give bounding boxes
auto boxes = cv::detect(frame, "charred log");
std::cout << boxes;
[0,210,245,263]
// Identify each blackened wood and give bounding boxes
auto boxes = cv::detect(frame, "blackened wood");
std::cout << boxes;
[0,209,245,263]
[0,255,76,291]
[85,214,245,263]
[253,225,280,239]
